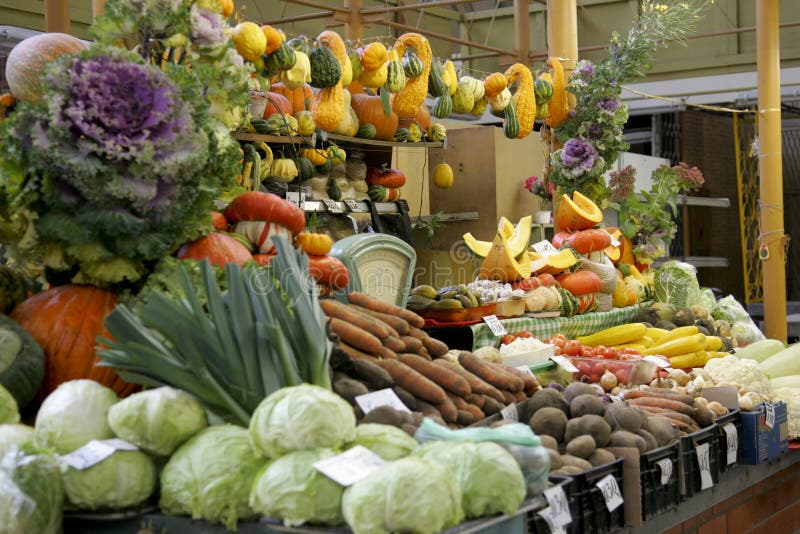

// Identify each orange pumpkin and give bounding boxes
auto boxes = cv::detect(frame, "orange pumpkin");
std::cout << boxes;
[399,105,431,131]
[483,72,508,99]
[270,82,315,115]
[264,91,292,117]
[261,24,283,54]
[10,285,138,399]
[296,232,333,256]
[6,33,87,102]
[351,91,399,142]
[177,232,253,268]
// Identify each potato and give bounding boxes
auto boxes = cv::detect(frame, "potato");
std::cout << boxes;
[647,416,680,447]
[570,394,605,418]
[400,423,418,437]
[547,448,563,470]
[588,448,616,467]
[564,414,612,447]
[636,429,659,451]
[362,405,403,426]
[560,454,593,471]
[566,435,597,459]
[608,430,647,453]
[552,465,584,475]
[604,403,642,433]
[529,407,568,442]
[538,434,559,451]
[564,382,601,403]
[529,388,570,418]
[694,405,716,428]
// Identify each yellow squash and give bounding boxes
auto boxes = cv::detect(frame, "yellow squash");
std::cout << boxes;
[545,58,569,128]
[503,63,536,139]
[576,323,647,347]
[391,33,432,118]
[313,31,347,131]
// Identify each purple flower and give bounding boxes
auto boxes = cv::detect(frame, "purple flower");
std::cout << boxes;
[588,123,602,138]
[575,61,596,80]
[560,137,600,177]
[190,5,226,47]
[599,97,621,112]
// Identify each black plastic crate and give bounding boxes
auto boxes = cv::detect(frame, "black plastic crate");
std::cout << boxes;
[679,424,719,498]
[640,441,680,520]
[715,409,742,473]
[567,459,625,534]
[526,475,578,534]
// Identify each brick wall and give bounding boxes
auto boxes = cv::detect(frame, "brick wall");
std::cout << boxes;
[661,460,800,534]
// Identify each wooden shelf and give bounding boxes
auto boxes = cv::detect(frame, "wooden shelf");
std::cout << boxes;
[232,131,444,148]
[653,256,730,268]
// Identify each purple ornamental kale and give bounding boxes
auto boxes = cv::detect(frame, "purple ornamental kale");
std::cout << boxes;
[598,97,621,112]
[575,61,596,81]
[560,137,599,177]
[190,5,227,47]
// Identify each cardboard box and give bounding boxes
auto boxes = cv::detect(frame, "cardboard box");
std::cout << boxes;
[740,402,789,464]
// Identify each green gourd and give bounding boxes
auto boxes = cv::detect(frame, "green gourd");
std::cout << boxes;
[503,99,520,139]
[432,94,452,119]
[309,46,342,88]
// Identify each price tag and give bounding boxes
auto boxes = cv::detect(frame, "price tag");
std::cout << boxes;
[723,423,738,465]
[544,485,572,526]
[61,439,138,470]
[501,402,518,421]
[609,236,621,247]
[313,445,385,486]
[656,458,673,485]
[516,365,535,377]
[285,191,302,206]
[322,199,344,213]
[356,389,411,414]
[596,474,624,512]
[609,395,623,403]
[765,402,775,429]
[550,355,579,373]
[537,507,567,534]
[643,355,671,368]
[695,442,714,490]
[344,200,364,212]
[482,315,508,337]
[532,240,560,257]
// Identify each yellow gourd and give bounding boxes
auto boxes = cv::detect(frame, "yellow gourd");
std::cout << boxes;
[391,33,432,118]
[300,148,328,166]
[313,31,348,132]
[483,72,507,99]
[503,63,536,139]
[280,50,311,89]
[546,58,569,128]
[296,233,333,255]
[361,42,388,71]
[358,63,388,89]
[432,162,453,188]
[443,60,458,96]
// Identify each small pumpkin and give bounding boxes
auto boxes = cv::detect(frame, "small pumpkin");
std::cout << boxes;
[211,211,229,231]
[5,33,87,102]
[357,123,377,139]
[432,94,453,119]
[309,46,341,88]
[178,232,254,268]
[427,123,447,142]
[483,72,507,99]
[264,93,292,117]
[270,157,299,183]
[403,50,425,78]
[407,123,423,143]
[489,87,512,113]
[459,76,485,102]
[361,42,388,71]
[270,82,314,114]
[368,184,402,202]
[300,147,328,166]
[295,157,315,181]
[296,233,333,256]
[327,145,346,163]
[367,165,406,188]
[261,24,284,54]
[295,110,316,136]
[307,255,350,291]
[432,163,454,188]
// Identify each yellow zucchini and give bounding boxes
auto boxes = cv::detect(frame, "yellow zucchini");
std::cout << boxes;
[645,327,669,344]
[704,336,723,352]
[668,352,706,369]
[653,325,699,346]
[643,333,707,357]
[576,323,647,347]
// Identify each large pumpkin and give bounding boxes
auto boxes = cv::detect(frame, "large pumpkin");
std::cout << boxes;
[399,105,431,131]
[264,92,293,117]
[270,82,315,115]
[5,32,87,102]
[10,285,137,399]
[351,91,399,142]
[177,232,253,268]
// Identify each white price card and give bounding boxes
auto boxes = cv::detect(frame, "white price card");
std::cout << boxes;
[609,236,621,247]
[765,402,775,429]
[313,445,385,487]
[643,355,671,368]
[61,439,138,471]
[595,474,624,512]
[550,355,579,373]
[695,442,714,490]
[609,395,623,403]
[544,485,572,526]
[501,402,518,421]
[723,423,738,465]
[482,315,508,337]
[656,458,673,486]
[344,200,364,212]
[322,199,344,213]
[532,240,560,257]
[537,507,567,534]
[516,365,535,377]
[356,389,411,414]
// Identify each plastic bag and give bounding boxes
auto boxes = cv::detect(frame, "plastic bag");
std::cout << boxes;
[713,295,765,345]
[697,288,717,312]
[0,448,63,534]
[414,417,550,496]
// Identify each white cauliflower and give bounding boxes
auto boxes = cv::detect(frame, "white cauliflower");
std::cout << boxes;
[770,388,800,438]
[703,356,771,396]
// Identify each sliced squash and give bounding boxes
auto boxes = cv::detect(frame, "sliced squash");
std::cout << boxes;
[556,191,603,231]
[506,215,532,258]
[463,216,519,258]
[529,248,579,276]
[603,227,623,262]
[479,235,532,282]
[463,233,492,258]
[499,217,515,239]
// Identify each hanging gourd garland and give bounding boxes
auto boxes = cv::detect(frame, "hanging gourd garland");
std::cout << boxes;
[502,63,536,139]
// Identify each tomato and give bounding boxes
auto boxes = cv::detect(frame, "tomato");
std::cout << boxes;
[598,347,619,360]
[500,334,516,345]
[619,348,641,356]
[580,346,595,358]
[516,331,534,339]
[563,340,582,356]
[515,277,541,291]
[552,345,563,355]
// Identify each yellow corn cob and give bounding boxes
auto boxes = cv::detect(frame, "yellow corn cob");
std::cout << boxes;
[645,327,669,344]
[653,325,699,346]
[704,336,723,352]
[576,323,647,347]
[668,351,706,369]
[643,333,707,357]
[609,343,646,352]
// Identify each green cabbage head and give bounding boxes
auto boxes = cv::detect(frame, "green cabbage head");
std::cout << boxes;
[0,384,19,425]
[35,380,119,454]
[160,424,265,531]
[62,448,156,511]
[0,448,64,534]
[342,457,463,534]
[0,424,34,458]
[249,448,344,527]
[347,424,419,460]
[249,384,356,459]
[654,261,700,310]
[415,440,526,518]
[108,386,208,456]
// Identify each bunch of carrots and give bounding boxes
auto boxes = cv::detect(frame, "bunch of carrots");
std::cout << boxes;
[323,292,540,427]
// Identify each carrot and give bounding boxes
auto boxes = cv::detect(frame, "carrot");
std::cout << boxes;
[498,364,541,396]
[339,342,379,362]
[330,317,382,354]
[458,352,524,393]
[469,393,485,408]
[482,395,503,415]
[348,291,425,328]
[416,399,444,420]
[627,396,696,417]
[647,414,698,433]
[464,403,485,422]
[400,335,424,354]
[514,390,527,402]
[378,345,399,360]
[635,406,698,426]
[320,299,391,339]
[446,391,469,410]
[433,360,505,403]
[383,335,407,353]
[409,327,449,357]
[501,390,517,405]
[457,410,475,426]
[622,389,694,405]
[399,353,471,398]
[350,358,394,389]
[392,385,417,411]
[436,396,458,423]
[353,306,411,335]
[345,304,399,338]
[375,359,447,404]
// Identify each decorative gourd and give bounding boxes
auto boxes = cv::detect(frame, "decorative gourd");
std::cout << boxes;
[296,233,333,256]
[534,75,554,104]
[368,185,402,202]
[261,24,284,54]
[489,87,512,113]
[316,159,331,174]
[503,63,536,139]
[264,93,292,117]
[427,123,447,142]
[287,36,313,56]
[6,33,87,102]
[413,105,431,130]
[361,42,388,71]
[351,91,399,141]
[459,76,485,102]
[427,59,448,98]
[295,157,315,181]
[341,53,354,88]
[403,50,425,78]
[348,49,362,81]
[270,82,314,114]
[358,63,388,89]
[556,191,603,231]
[10,285,137,399]
[451,81,475,114]
[407,123,423,143]
[309,46,341,88]
[313,84,345,131]
[470,97,488,117]
[563,229,613,255]
[300,148,328,166]
[483,72,507,99]
[280,50,312,89]
[270,157,299,183]
[327,176,342,201]
[392,128,410,142]
[383,49,407,93]
[503,99,520,139]
[546,58,569,128]
[443,60,458,96]
[265,113,298,135]
[432,94,453,119]
[295,110,316,136]
[0,313,44,408]
[327,144,347,163]
[367,165,406,188]
[357,123,377,139]
[432,163,454,188]
[558,287,579,317]
[211,211,229,231]
[178,232,254,267]
[391,33,432,118]
[264,43,296,74]
[334,106,359,137]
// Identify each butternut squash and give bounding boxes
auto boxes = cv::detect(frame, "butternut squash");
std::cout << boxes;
[391,33,432,118]
[503,63,536,139]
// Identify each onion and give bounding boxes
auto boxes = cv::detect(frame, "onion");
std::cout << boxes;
[600,370,618,392]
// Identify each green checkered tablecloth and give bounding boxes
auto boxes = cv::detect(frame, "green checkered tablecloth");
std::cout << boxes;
[470,305,643,350]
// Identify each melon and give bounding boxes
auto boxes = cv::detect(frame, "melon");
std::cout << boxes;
[530,248,579,276]
[556,191,603,231]
[5,32,87,102]
[0,315,45,409]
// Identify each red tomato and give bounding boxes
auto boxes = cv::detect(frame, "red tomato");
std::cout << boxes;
[552,345,563,355]
[619,348,641,356]
[516,331,534,339]
[563,340,582,356]
[580,346,595,358]
[599,347,619,360]
[501,334,517,345]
